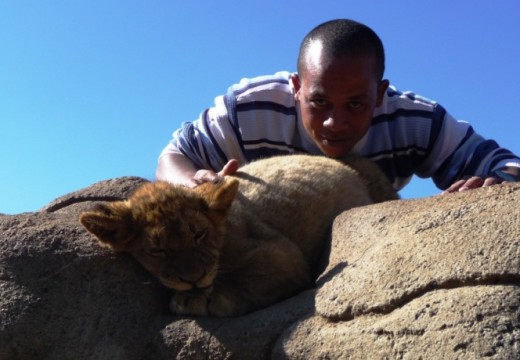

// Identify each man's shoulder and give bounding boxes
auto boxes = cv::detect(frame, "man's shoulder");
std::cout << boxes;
[227,71,295,105]
[377,85,437,115]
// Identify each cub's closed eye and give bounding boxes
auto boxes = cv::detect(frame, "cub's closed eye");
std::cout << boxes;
[147,248,167,256]
[193,229,208,244]
[189,223,208,244]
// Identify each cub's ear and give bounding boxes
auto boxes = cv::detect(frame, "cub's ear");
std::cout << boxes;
[79,202,137,252]
[195,178,239,218]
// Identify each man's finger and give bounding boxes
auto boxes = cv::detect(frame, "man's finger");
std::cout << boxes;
[483,177,500,187]
[219,159,240,177]
[459,176,484,191]
[442,179,466,194]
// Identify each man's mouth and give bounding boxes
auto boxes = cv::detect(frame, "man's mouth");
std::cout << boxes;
[319,134,348,145]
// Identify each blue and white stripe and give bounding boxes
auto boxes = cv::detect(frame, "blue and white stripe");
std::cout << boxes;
[160,71,520,191]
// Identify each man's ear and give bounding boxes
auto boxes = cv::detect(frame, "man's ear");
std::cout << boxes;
[79,202,137,252]
[376,79,390,107]
[194,179,239,220]
[290,73,302,102]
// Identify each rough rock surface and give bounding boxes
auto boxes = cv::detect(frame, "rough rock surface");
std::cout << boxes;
[1,177,519,359]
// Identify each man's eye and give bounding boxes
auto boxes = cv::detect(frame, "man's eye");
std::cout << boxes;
[348,102,363,110]
[310,99,328,107]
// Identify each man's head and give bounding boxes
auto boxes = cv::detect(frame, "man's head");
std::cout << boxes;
[292,19,389,157]
[297,19,386,82]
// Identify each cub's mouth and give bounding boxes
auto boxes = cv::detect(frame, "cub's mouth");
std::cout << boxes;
[159,273,216,292]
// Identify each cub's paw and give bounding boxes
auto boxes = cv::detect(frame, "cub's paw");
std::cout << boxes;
[170,289,241,317]
[170,291,209,316]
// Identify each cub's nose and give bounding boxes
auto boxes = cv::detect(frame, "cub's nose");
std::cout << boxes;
[170,247,217,286]
[177,268,207,286]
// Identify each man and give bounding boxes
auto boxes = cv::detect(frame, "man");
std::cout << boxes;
[156,19,520,193]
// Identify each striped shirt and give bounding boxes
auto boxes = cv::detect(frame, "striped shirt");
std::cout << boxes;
[160,71,520,190]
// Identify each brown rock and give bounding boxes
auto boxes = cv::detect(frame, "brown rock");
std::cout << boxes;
[315,184,520,321]
[278,183,520,359]
[275,286,519,359]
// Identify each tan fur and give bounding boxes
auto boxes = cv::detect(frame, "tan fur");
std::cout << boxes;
[79,154,397,317]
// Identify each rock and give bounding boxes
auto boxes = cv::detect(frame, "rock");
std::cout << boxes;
[1,178,519,359]
[278,184,520,359]
[316,184,519,321]
[40,176,149,214]
[275,286,518,359]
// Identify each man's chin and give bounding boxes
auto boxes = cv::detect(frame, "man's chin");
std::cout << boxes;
[319,142,352,158]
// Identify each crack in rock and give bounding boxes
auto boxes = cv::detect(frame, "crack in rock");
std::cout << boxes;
[327,275,520,322]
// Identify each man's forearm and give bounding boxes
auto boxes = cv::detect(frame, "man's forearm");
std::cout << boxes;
[155,153,199,186]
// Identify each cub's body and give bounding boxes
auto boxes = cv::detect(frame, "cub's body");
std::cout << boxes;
[229,155,388,267]
[80,155,397,317]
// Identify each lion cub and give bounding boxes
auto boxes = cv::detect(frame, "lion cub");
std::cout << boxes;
[80,155,397,317]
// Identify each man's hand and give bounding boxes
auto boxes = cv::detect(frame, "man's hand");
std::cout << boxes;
[156,153,240,187]
[442,176,501,194]
[442,166,520,194]
[190,159,240,187]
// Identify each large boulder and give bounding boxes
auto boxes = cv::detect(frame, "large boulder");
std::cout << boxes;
[279,184,520,359]
[1,178,518,359]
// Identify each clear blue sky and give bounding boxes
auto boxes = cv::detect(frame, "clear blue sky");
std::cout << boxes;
[1,1,519,214]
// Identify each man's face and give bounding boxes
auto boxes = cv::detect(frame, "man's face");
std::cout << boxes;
[292,41,388,158]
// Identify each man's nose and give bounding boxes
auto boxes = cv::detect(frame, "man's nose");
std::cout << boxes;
[323,108,350,130]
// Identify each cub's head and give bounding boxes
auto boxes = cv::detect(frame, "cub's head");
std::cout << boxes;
[79,179,239,292]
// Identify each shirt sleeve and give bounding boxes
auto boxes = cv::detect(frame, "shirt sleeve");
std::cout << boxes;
[158,94,247,171]
[418,107,520,189]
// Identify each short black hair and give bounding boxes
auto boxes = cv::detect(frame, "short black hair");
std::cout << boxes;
[297,19,385,80]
